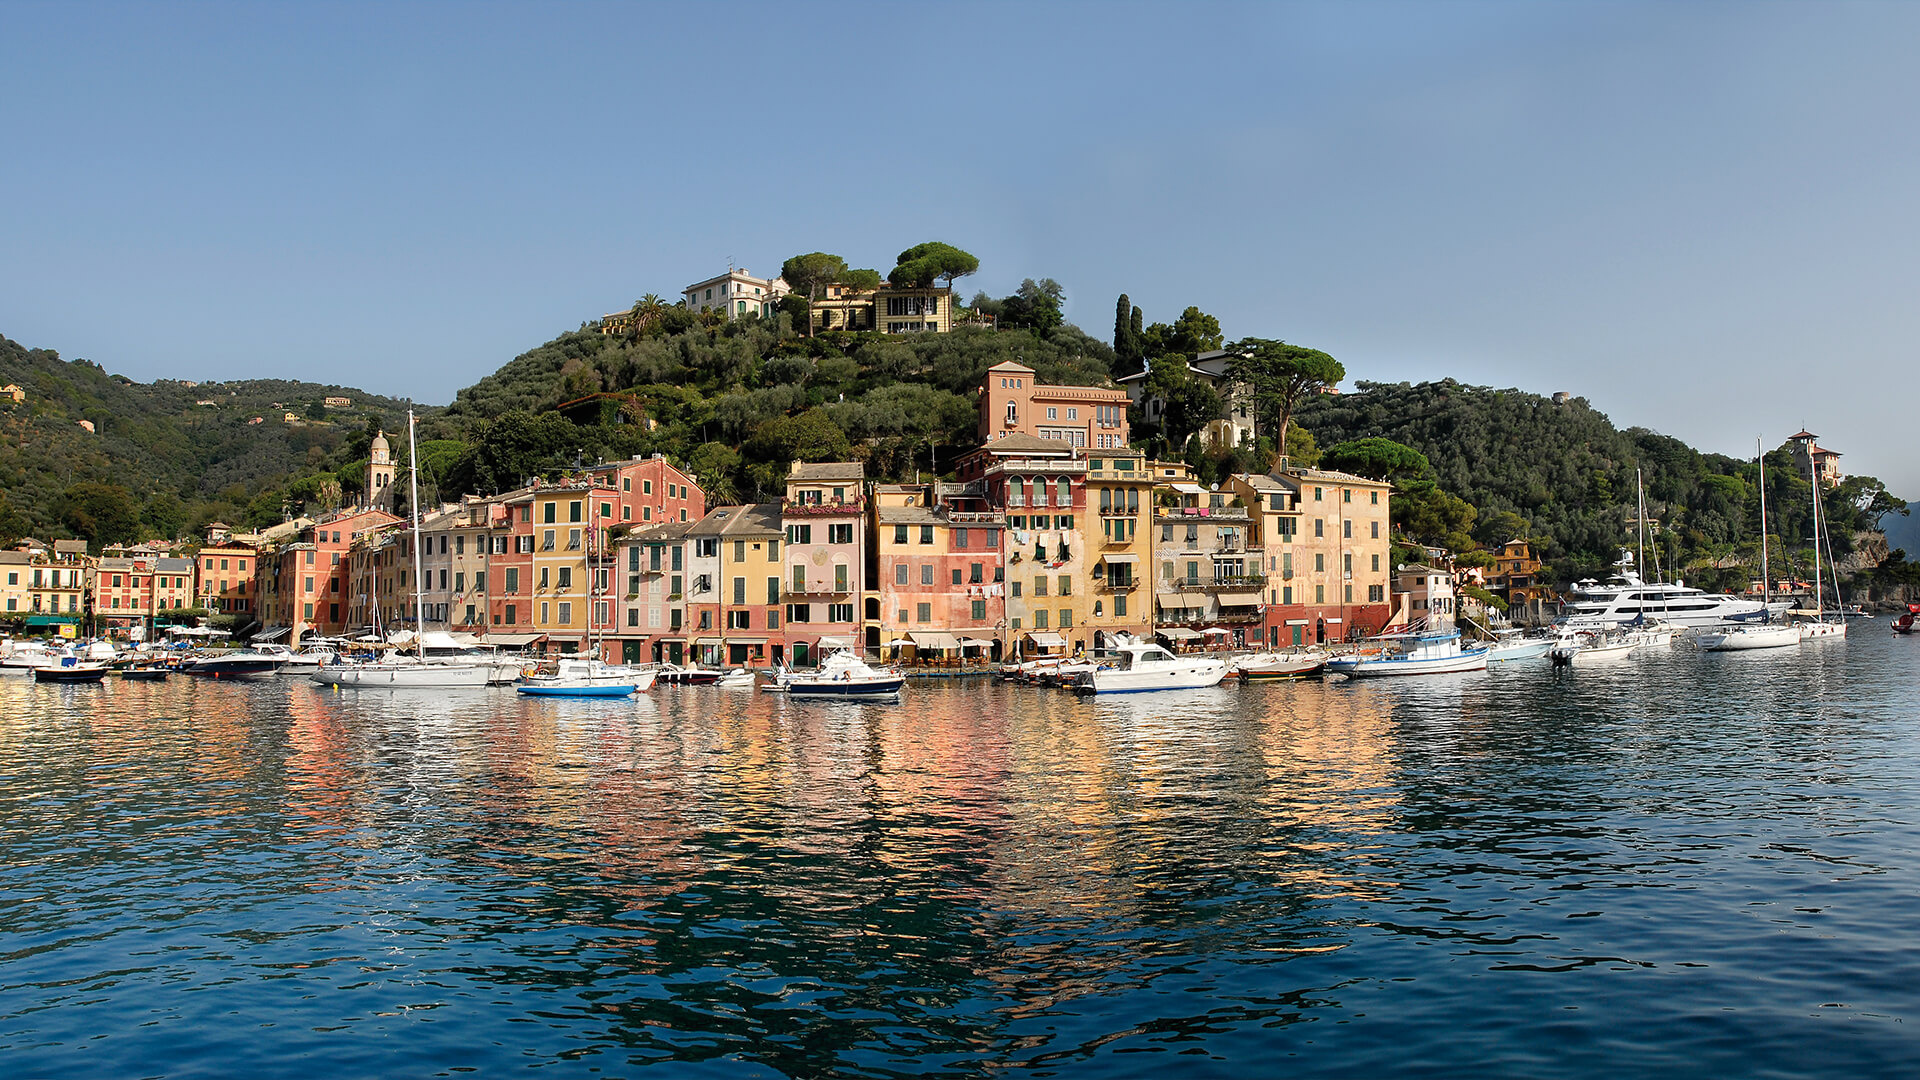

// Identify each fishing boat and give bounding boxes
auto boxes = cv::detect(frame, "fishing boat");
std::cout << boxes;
[1233,651,1328,680]
[311,410,488,690]
[1325,630,1489,678]
[773,648,905,699]
[1072,641,1228,694]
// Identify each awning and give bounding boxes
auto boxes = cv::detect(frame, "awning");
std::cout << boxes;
[1201,626,1231,636]
[1286,619,1310,626]
[483,632,548,647]
[1156,593,1193,609]
[817,636,851,649]
[1158,627,1201,640]
[1026,632,1066,648]
[1324,618,1344,624]
[908,631,963,651]
[959,637,995,650]
[252,627,291,643]
[725,637,768,644]
[1101,553,1138,565]
[1217,591,1263,607]
[25,615,79,626]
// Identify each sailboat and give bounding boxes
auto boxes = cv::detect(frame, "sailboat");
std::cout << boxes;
[1796,452,1847,642]
[1622,467,1677,649]
[1700,438,1800,652]
[311,409,491,688]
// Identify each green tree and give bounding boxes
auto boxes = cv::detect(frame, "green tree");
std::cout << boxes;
[888,242,979,291]
[1141,355,1223,449]
[58,482,141,551]
[780,252,850,337]
[1321,437,1430,482]
[1113,293,1144,376]
[1226,337,1344,463]
[1167,306,1223,356]
[744,408,852,464]
[998,278,1065,334]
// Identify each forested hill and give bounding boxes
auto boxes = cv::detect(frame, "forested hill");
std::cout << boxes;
[1883,503,1920,559]
[0,333,408,543]
[1296,379,1906,586]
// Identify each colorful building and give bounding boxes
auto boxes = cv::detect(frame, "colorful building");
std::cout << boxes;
[977,360,1130,449]
[871,481,1006,663]
[782,462,867,666]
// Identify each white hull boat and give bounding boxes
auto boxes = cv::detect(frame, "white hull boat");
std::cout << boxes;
[1557,572,1779,630]
[1075,643,1228,694]
[1232,651,1327,680]
[1326,631,1489,678]
[1481,631,1554,663]
[775,649,905,699]
[1798,620,1847,642]
[311,660,492,688]
[1698,624,1801,651]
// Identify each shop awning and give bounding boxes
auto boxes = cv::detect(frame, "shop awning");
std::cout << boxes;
[1158,627,1201,640]
[1217,591,1264,607]
[1285,619,1310,626]
[959,637,995,650]
[25,615,80,626]
[816,636,851,650]
[908,631,963,651]
[1201,626,1231,637]
[1101,553,1138,564]
[1323,618,1344,624]
[1026,632,1066,648]
[1156,593,1193,610]
[483,632,547,647]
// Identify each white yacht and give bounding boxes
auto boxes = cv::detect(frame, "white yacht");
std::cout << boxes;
[1072,642,1227,694]
[1325,630,1489,678]
[1557,573,1782,630]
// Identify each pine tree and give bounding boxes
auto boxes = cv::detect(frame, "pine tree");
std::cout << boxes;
[1113,293,1139,374]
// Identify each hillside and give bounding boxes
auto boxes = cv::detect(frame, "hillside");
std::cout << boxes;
[1882,503,1920,558]
[0,333,410,544]
[1297,380,1906,588]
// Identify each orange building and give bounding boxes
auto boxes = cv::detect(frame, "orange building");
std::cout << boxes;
[977,360,1130,450]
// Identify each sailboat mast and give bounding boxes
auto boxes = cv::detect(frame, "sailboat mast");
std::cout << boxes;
[1637,467,1647,579]
[1757,437,1771,609]
[1809,454,1824,618]
[408,408,425,660]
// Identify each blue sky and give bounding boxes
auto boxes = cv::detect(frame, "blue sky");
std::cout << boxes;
[4,2,1917,497]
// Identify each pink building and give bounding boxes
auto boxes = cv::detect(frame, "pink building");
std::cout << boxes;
[977,360,1130,449]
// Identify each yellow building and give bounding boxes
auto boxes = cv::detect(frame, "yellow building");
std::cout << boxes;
[530,480,618,654]
[1272,466,1394,642]
[1080,448,1155,644]
[0,550,31,618]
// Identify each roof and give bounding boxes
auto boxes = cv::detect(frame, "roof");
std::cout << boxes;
[979,432,1071,454]
[691,503,782,538]
[876,505,946,526]
[624,520,692,542]
[788,461,865,482]
[986,360,1035,374]
[1789,429,1819,440]
[53,540,88,555]
[1271,466,1391,488]
[1233,473,1284,491]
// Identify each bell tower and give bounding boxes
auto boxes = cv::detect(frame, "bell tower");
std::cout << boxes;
[367,430,395,511]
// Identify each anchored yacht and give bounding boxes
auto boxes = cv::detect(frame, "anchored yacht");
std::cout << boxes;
[1556,573,1783,630]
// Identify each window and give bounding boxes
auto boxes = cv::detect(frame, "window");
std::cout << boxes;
[1314,487,1323,501]
[670,574,682,597]
[922,564,934,585]
[643,479,653,494]
[1371,491,1379,505]
[1046,406,1057,420]
[505,567,520,593]
[1033,610,1048,629]
[569,501,582,523]
[1315,553,1325,572]
[558,601,571,623]
[558,567,572,590]
[567,529,581,551]
[767,609,779,630]
[672,546,684,570]
[789,523,812,544]
[542,530,555,551]
[1059,608,1072,628]
[1343,520,1352,539]
[894,525,909,545]
[544,502,556,524]
[727,610,750,630]
[1034,576,1047,597]
[1372,554,1381,572]
[828,603,853,622]
[1058,574,1071,596]
[896,563,909,585]
[1011,581,1022,598]
[1315,519,1324,538]
[916,603,931,623]
[828,523,852,544]
[733,577,746,604]
[735,540,746,562]
[970,563,983,584]
[1369,584,1385,602]
[453,572,464,593]
[767,577,780,604]
[1315,585,1325,603]
[920,526,934,544]
[1372,521,1380,539]
[1115,594,1127,617]
[835,563,848,591]
[951,568,963,585]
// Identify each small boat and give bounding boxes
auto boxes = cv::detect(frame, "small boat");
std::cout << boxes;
[1233,651,1328,680]
[1073,641,1228,694]
[117,665,170,681]
[713,668,757,688]
[34,654,109,683]
[658,664,723,685]
[1550,628,1637,665]
[182,650,287,678]
[0,641,58,673]
[1893,604,1920,635]
[515,658,656,697]
[252,643,334,673]
[1326,630,1489,678]
[1480,628,1554,663]
[775,649,905,699]
[1697,623,1801,651]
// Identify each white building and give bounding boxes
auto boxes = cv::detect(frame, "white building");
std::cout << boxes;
[684,269,790,319]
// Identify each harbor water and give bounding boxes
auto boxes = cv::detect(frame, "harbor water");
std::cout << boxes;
[4,631,1918,1077]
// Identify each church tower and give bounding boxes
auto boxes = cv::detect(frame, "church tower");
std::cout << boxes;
[367,430,395,511]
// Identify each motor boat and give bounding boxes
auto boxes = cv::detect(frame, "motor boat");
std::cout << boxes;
[33,652,109,683]
[1325,630,1489,678]
[252,643,334,673]
[1549,628,1637,666]
[183,649,287,678]
[1698,623,1801,651]
[713,668,756,688]
[1556,572,1783,630]
[1233,651,1327,680]
[772,649,905,699]
[0,640,58,673]
[1073,641,1228,694]
[1480,628,1554,663]
[516,659,656,697]
[1892,604,1920,635]
[658,664,723,685]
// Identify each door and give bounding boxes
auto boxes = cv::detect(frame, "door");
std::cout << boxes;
[622,640,640,664]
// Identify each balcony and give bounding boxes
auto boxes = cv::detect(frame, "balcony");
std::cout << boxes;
[1099,505,1140,517]
[786,582,853,598]
[1097,578,1139,592]
[1168,574,1269,590]
[946,511,1001,525]
[783,498,867,516]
